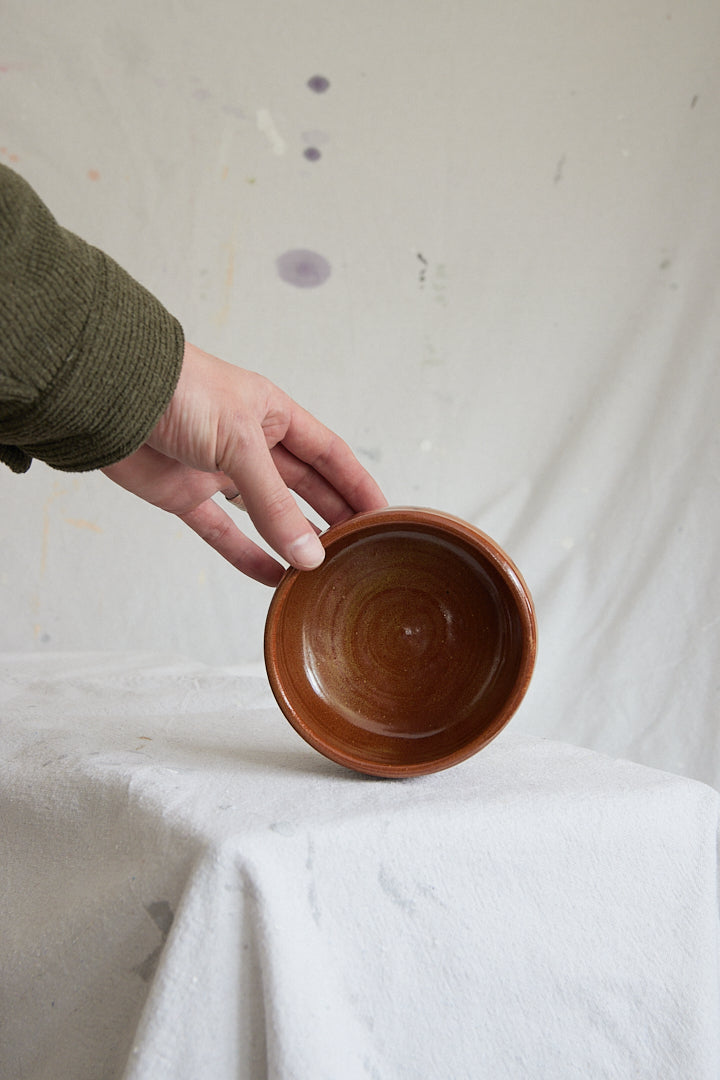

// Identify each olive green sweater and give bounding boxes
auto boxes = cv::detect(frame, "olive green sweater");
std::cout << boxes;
[0,164,184,473]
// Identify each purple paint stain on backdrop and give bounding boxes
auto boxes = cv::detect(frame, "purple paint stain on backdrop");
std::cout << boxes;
[307,74,330,93]
[303,147,322,162]
[276,249,331,288]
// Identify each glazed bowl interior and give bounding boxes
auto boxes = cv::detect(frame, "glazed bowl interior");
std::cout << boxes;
[264,508,536,777]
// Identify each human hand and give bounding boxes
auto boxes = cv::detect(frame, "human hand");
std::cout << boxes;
[102,343,387,585]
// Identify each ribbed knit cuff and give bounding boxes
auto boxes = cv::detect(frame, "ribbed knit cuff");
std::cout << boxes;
[0,165,184,473]
[16,249,185,472]
[0,444,32,472]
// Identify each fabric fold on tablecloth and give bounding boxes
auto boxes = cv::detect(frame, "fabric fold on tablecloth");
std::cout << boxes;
[1,654,719,1080]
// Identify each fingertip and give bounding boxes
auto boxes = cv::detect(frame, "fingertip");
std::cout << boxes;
[353,476,389,515]
[288,532,325,570]
[260,565,286,588]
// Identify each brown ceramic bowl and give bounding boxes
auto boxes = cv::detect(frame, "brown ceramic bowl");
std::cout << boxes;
[264,507,537,778]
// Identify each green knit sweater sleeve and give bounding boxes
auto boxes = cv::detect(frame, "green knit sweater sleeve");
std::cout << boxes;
[0,164,184,473]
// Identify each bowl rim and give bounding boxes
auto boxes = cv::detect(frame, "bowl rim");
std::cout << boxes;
[264,506,537,777]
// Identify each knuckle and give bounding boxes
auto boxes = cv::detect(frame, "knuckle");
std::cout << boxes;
[215,418,252,472]
[289,461,316,500]
[306,429,340,474]
[261,486,297,525]
[180,509,234,549]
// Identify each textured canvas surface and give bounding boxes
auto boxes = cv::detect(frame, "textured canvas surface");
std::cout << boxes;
[1,654,719,1079]
[1,0,718,785]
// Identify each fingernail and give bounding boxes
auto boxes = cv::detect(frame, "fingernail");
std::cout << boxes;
[289,533,325,570]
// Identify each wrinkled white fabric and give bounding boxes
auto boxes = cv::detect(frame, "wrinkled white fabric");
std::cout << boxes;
[1,654,718,1080]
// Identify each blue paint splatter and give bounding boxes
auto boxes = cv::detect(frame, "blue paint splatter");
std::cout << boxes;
[303,146,321,162]
[307,74,330,94]
[276,249,331,288]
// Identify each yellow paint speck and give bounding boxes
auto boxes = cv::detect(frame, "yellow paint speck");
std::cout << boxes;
[64,517,103,534]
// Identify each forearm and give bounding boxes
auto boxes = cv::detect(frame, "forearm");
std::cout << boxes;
[0,164,184,473]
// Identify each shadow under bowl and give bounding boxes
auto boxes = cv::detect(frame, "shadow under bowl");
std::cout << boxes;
[264,507,537,778]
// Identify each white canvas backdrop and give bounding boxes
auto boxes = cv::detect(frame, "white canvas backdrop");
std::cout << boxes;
[1,0,719,785]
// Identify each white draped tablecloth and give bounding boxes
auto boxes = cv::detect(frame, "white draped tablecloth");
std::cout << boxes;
[1,653,718,1080]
